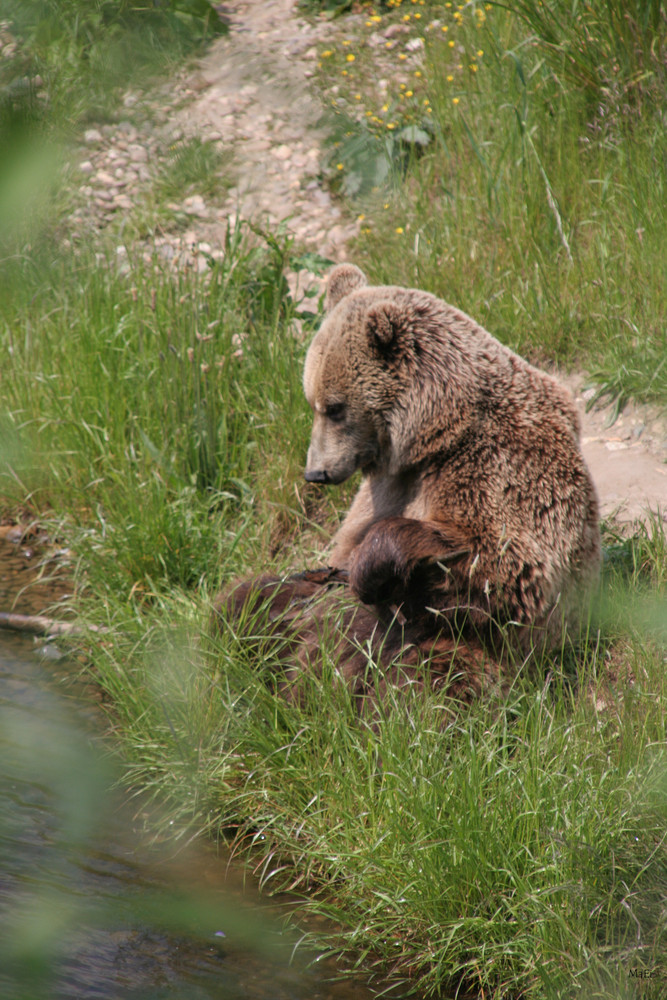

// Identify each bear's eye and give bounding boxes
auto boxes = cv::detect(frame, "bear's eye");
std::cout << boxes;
[325,402,346,423]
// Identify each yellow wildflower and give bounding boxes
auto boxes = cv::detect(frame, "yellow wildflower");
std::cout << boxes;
[441,25,448,32]
[398,53,407,60]
[448,40,455,47]
[321,50,332,58]
[477,50,484,57]
[406,89,413,97]
[452,97,460,104]
[336,163,344,170]
[395,227,404,234]
[346,53,355,62]
[470,63,478,72]
[446,74,454,82]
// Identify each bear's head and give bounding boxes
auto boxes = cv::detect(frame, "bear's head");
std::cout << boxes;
[303,264,414,484]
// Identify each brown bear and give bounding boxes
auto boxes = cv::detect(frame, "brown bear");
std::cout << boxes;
[216,264,601,708]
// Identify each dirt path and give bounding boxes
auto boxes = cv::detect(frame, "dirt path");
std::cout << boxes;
[168,0,360,259]
[564,378,666,527]
[74,0,666,530]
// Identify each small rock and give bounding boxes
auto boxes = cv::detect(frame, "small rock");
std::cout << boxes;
[40,643,66,662]
[113,194,133,210]
[84,128,103,144]
[329,224,347,246]
[182,195,207,216]
[383,24,410,39]
[127,144,148,163]
[273,144,292,161]
[117,122,138,140]
[79,160,94,175]
[406,37,425,52]
[95,168,116,185]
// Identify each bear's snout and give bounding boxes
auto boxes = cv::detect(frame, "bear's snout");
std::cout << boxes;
[304,468,331,484]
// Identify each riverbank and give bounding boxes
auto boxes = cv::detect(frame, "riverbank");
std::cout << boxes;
[1,2,666,998]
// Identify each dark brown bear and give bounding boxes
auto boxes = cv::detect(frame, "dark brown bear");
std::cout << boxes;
[215,264,601,707]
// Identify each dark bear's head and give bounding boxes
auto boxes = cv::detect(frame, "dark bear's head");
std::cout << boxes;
[303,264,411,484]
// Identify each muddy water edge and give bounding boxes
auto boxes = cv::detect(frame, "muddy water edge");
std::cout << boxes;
[0,534,379,1000]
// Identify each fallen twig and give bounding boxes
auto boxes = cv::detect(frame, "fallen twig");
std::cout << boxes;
[0,611,108,637]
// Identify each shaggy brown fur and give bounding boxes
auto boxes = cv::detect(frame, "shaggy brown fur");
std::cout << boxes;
[214,265,601,707]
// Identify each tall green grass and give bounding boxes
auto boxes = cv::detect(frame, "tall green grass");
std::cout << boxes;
[0,228,332,601]
[78,518,667,1000]
[0,0,227,254]
[2,197,665,1000]
[0,0,225,130]
[320,0,667,405]
[0,2,665,997]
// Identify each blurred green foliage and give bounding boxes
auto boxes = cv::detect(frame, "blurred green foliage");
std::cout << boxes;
[0,0,226,136]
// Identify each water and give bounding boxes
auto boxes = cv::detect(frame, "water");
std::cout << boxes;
[0,539,377,1000]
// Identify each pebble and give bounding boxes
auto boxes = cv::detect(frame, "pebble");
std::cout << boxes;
[127,144,149,163]
[183,195,207,216]
[95,169,116,186]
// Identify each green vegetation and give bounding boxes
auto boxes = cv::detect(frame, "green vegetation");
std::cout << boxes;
[0,1,666,999]
[0,0,225,130]
[317,0,666,406]
[2,232,664,998]
[0,0,227,249]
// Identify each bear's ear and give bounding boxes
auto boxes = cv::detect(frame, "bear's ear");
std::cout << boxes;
[325,263,367,312]
[365,300,404,349]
